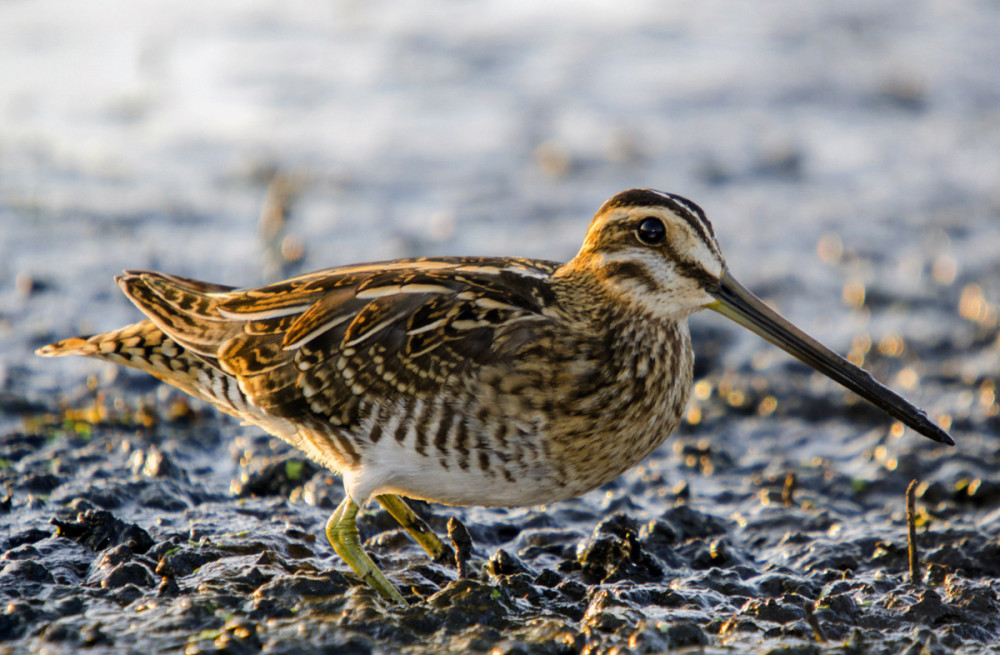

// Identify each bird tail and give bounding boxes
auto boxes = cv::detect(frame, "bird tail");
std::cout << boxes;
[36,320,166,363]
[35,320,247,418]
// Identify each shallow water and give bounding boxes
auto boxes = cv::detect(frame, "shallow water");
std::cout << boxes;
[2,1,1000,653]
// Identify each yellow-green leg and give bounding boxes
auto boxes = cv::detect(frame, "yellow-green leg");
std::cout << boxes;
[325,496,407,605]
[376,494,453,563]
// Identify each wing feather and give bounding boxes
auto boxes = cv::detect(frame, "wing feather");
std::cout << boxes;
[117,258,563,431]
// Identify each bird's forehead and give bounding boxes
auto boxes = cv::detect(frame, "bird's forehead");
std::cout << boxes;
[600,188,710,225]
[591,189,712,239]
[601,188,691,212]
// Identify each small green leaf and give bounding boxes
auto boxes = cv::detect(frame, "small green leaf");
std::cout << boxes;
[286,459,305,481]
[193,628,223,641]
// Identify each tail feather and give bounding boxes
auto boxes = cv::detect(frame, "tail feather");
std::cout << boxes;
[122,270,235,295]
[116,271,242,357]
[35,320,250,418]
[36,335,101,358]
[36,270,306,423]
[36,320,167,360]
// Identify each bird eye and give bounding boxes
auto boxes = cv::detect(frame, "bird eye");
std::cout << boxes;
[636,217,666,245]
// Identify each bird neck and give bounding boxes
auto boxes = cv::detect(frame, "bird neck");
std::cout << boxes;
[551,257,692,389]
[539,258,694,499]
[553,255,679,326]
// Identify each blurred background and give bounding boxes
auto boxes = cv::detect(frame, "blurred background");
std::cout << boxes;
[2,0,998,420]
[2,4,1000,651]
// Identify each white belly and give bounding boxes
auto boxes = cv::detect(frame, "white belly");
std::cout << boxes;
[342,434,557,508]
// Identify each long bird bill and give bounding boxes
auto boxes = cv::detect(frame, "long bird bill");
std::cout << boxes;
[708,270,955,446]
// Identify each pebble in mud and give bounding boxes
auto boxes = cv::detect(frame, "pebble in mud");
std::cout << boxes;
[0,558,55,589]
[741,597,807,624]
[627,620,710,650]
[813,591,861,625]
[576,513,664,584]
[128,445,188,481]
[231,456,322,499]
[51,508,154,554]
[100,561,156,589]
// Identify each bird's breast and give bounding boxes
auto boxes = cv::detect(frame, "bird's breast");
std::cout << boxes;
[340,316,694,507]
[538,318,694,500]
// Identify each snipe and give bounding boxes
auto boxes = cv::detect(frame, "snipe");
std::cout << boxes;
[37,189,954,603]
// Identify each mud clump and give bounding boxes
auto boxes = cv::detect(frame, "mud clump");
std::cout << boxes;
[52,508,154,554]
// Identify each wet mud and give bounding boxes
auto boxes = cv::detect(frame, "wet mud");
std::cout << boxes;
[3,1,1000,653]
[3,305,999,654]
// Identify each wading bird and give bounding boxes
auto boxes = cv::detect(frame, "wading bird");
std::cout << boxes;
[37,189,954,603]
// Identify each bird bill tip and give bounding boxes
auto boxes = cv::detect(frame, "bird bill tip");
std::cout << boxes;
[707,271,956,448]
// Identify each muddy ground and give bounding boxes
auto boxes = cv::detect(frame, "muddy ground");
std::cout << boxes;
[2,1,1000,653]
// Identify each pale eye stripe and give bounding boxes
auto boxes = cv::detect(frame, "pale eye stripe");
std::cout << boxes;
[660,192,697,216]
[283,313,354,350]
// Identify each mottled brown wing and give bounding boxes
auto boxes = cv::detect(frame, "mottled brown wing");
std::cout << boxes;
[116,270,241,356]
[121,257,562,430]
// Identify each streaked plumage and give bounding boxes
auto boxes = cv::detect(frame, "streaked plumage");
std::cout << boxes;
[38,188,953,603]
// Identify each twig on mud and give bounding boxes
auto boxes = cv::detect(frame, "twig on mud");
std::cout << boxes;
[782,471,797,507]
[803,601,826,643]
[448,517,473,579]
[906,479,922,585]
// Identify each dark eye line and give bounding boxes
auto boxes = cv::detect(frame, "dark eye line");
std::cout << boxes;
[599,260,660,293]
